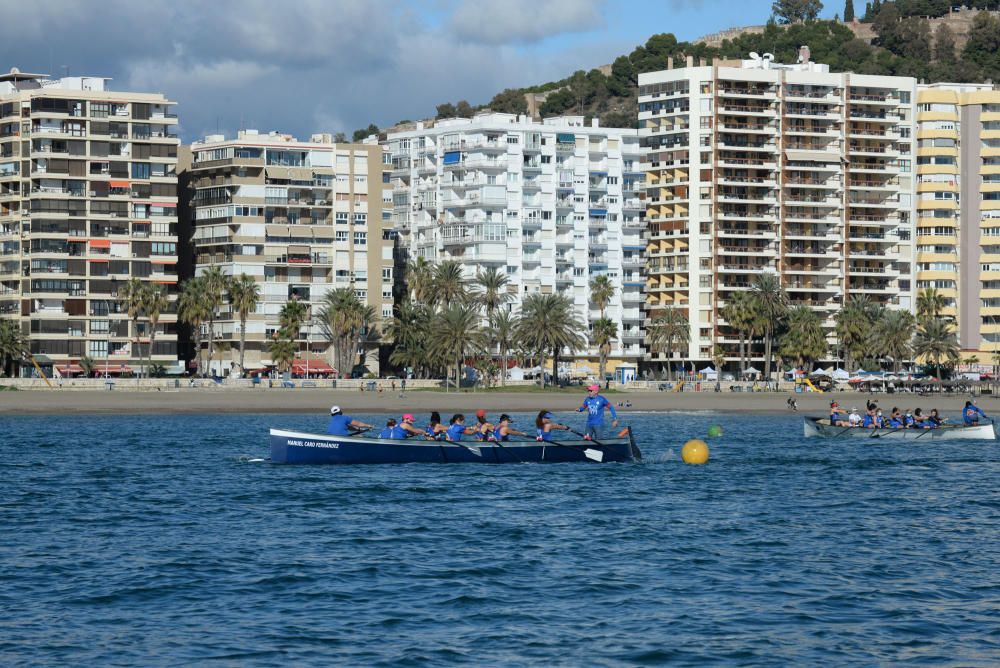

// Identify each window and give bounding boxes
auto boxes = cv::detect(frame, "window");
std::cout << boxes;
[131,162,151,179]
[353,231,367,245]
[335,230,348,242]
[353,213,367,224]
[336,212,349,224]
[382,268,392,282]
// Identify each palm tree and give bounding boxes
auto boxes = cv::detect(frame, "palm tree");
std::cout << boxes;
[648,308,690,380]
[278,298,308,370]
[514,293,586,388]
[591,317,617,382]
[386,300,430,377]
[142,284,169,380]
[913,318,960,379]
[227,273,260,376]
[473,267,510,319]
[406,257,435,305]
[427,304,485,391]
[917,287,948,323]
[177,277,209,376]
[721,290,753,375]
[269,337,297,374]
[489,310,518,387]
[117,278,145,376]
[315,288,372,377]
[870,309,915,373]
[589,274,616,318]
[200,266,228,377]
[79,354,96,378]
[777,306,827,372]
[431,260,468,307]
[0,318,26,377]
[835,295,875,372]
[750,273,788,382]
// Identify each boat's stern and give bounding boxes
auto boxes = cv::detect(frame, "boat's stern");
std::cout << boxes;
[803,417,822,438]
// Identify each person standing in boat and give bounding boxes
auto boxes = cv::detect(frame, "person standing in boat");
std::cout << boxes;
[535,411,570,441]
[327,406,374,436]
[445,414,476,441]
[963,400,988,426]
[578,384,618,439]
[492,414,526,441]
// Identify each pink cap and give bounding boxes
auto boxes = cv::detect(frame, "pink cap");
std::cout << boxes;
[402,413,414,421]
[587,384,600,392]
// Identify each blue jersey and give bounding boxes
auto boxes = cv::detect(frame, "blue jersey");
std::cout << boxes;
[378,426,394,439]
[492,427,509,442]
[964,404,986,425]
[579,395,616,427]
[390,425,408,439]
[447,423,466,442]
[327,414,354,436]
[426,424,443,440]
[536,427,552,442]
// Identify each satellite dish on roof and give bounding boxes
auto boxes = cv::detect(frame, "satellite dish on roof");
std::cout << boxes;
[749,52,760,60]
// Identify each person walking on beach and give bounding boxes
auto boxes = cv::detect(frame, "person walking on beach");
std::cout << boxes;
[787,397,798,412]
[577,384,618,440]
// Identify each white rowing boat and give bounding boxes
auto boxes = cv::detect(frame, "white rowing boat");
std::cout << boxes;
[803,417,996,441]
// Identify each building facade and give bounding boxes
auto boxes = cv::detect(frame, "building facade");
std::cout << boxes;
[916,83,1000,363]
[639,54,918,370]
[0,68,179,376]
[181,130,388,376]
[384,113,645,377]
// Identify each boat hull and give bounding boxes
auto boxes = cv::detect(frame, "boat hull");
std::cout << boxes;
[803,418,996,441]
[269,427,642,464]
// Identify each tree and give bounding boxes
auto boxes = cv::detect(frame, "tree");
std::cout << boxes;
[934,24,957,63]
[406,257,436,305]
[227,273,260,376]
[489,310,518,387]
[750,273,788,382]
[778,306,827,371]
[589,274,616,319]
[913,318,960,379]
[964,12,1000,73]
[352,123,379,142]
[489,89,528,115]
[844,0,855,21]
[278,298,308,364]
[200,266,227,377]
[473,267,510,319]
[269,338,296,373]
[592,317,617,383]
[870,309,915,372]
[386,300,431,377]
[435,102,457,119]
[772,0,824,24]
[515,293,585,388]
[177,277,209,376]
[0,318,26,377]
[79,354,96,378]
[334,132,347,143]
[316,288,374,377]
[917,287,948,323]
[835,295,875,372]
[427,304,485,391]
[141,284,169,380]
[455,100,475,118]
[721,290,754,375]
[648,308,690,380]
[117,278,145,376]
[431,260,468,306]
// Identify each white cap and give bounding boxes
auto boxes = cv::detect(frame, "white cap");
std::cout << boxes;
[330,405,341,415]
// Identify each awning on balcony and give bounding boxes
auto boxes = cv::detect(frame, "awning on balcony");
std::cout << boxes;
[784,149,837,163]
[288,244,310,255]
[265,167,313,181]
[292,360,336,375]
[89,239,111,248]
[443,151,461,165]
[109,180,130,188]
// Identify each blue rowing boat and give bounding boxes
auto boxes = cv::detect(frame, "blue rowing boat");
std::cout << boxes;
[269,427,641,464]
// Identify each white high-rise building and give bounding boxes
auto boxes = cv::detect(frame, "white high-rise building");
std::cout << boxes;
[639,52,918,371]
[385,113,645,378]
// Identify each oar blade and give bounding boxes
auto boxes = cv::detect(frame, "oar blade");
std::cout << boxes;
[584,448,603,462]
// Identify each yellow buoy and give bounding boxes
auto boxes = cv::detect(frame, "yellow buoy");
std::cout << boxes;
[682,439,710,465]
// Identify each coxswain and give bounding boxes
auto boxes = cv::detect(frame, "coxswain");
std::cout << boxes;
[577,384,618,439]
[963,400,988,426]
[326,405,373,436]
[535,410,570,441]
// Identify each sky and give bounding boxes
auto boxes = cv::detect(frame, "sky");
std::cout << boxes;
[0,0,838,142]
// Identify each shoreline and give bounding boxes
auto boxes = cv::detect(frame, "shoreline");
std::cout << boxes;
[0,388,992,416]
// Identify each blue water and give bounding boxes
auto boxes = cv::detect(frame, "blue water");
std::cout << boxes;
[2,412,1000,666]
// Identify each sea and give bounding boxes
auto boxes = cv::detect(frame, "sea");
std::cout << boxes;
[2,411,999,666]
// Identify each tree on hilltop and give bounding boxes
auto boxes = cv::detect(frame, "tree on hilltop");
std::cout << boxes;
[772,0,824,24]
[844,0,855,21]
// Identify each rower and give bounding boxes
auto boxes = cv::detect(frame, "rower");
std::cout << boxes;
[446,414,475,441]
[473,409,493,441]
[848,407,862,427]
[326,406,374,436]
[927,408,944,428]
[963,400,988,426]
[379,418,397,439]
[535,410,570,441]
[888,407,903,429]
[912,408,929,429]
[425,411,448,440]
[830,401,849,427]
[492,414,526,441]
[396,413,422,439]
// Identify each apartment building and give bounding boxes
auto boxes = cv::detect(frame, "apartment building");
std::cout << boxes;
[384,113,645,378]
[181,130,388,376]
[916,83,1000,362]
[0,68,179,377]
[639,52,917,371]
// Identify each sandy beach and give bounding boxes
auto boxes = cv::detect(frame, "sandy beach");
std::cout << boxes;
[0,387,992,416]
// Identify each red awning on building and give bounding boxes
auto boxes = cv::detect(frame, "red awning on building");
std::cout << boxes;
[292,360,336,375]
[89,239,112,248]
[56,364,84,375]
[109,180,130,188]
[94,364,132,375]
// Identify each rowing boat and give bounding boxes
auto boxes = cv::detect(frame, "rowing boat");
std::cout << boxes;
[803,417,996,441]
[269,427,642,464]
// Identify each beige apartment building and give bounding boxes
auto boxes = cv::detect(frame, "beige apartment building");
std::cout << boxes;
[0,68,179,377]
[639,53,917,372]
[916,84,1000,364]
[181,130,390,377]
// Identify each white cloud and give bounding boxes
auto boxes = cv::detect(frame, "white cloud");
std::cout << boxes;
[449,0,605,44]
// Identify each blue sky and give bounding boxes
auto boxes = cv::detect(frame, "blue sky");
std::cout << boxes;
[0,0,839,141]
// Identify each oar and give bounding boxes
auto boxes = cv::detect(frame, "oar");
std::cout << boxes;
[549,439,604,462]
[488,438,524,463]
[567,428,610,447]
[564,429,609,461]
[348,427,373,436]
